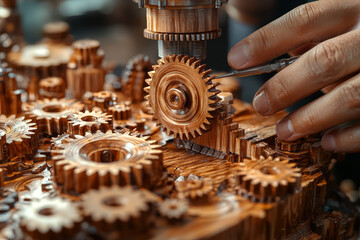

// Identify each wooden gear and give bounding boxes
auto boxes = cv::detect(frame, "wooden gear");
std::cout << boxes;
[145,54,221,140]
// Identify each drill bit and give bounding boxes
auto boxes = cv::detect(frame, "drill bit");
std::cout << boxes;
[214,56,299,79]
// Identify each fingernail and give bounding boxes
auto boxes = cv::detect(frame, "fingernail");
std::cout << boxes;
[276,117,294,140]
[253,91,270,115]
[321,134,336,152]
[228,44,250,69]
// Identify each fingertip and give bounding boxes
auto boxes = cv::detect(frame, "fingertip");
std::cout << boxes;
[321,132,336,152]
[227,43,250,70]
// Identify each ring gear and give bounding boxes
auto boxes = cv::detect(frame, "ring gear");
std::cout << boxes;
[23,98,84,136]
[81,186,153,233]
[67,110,113,136]
[236,156,301,202]
[17,197,82,239]
[0,115,38,159]
[52,131,163,194]
[145,54,221,140]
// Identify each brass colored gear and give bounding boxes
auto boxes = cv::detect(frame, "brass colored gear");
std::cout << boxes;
[143,29,222,41]
[39,77,66,99]
[122,55,152,103]
[175,175,214,203]
[108,102,132,121]
[50,133,72,150]
[92,91,118,112]
[83,90,118,112]
[0,115,38,159]
[81,186,153,232]
[23,98,84,136]
[236,156,301,202]
[17,197,82,239]
[158,198,188,220]
[67,110,113,137]
[52,131,163,194]
[145,54,221,140]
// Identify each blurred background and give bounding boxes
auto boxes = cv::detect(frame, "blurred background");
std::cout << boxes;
[18,0,157,66]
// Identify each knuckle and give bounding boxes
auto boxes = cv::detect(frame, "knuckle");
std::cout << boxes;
[308,43,342,80]
[251,28,273,50]
[341,81,360,109]
[270,76,290,105]
[301,109,318,131]
[288,3,317,31]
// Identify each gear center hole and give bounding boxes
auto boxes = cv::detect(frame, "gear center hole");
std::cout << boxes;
[38,207,54,216]
[43,105,65,113]
[260,166,280,175]
[88,149,127,163]
[169,204,178,210]
[81,116,97,122]
[103,196,126,207]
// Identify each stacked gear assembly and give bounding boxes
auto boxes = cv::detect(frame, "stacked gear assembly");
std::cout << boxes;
[134,0,228,59]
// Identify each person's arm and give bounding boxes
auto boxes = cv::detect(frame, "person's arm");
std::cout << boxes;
[228,0,360,153]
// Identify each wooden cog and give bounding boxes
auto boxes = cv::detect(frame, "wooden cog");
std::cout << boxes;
[145,55,221,140]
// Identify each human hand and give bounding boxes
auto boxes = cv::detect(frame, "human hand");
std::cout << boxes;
[227,0,360,153]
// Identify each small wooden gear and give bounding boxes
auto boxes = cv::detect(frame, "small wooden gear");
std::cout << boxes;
[39,77,66,99]
[236,156,301,202]
[81,186,153,233]
[145,54,221,140]
[23,98,84,137]
[0,115,38,159]
[122,55,152,103]
[17,197,82,239]
[67,110,113,136]
[66,39,105,100]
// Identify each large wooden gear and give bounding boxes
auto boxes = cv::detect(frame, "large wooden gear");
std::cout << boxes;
[145,54,221,140]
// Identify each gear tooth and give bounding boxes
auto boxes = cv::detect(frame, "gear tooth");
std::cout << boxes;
[170,55,177,61]
[144,86,151,93]
[195,128,202,137]
[147,71,156,78]
[201,69,212,78]
[180,131,190,140]
[204,118,211,125]
[186,57,197,66]
[152,65,160,71]
[144,95,150,101]
[175,54,184,62]
[192,60,201,68]
[157,59,165,65]
[189,130,196,139]
[211,81,221,88]
[181,55,190,63]
[196,64,206,73]
[145,78,152,85]
[163,127,171,136]
[163,55,172,63]
[200,123,207,130]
